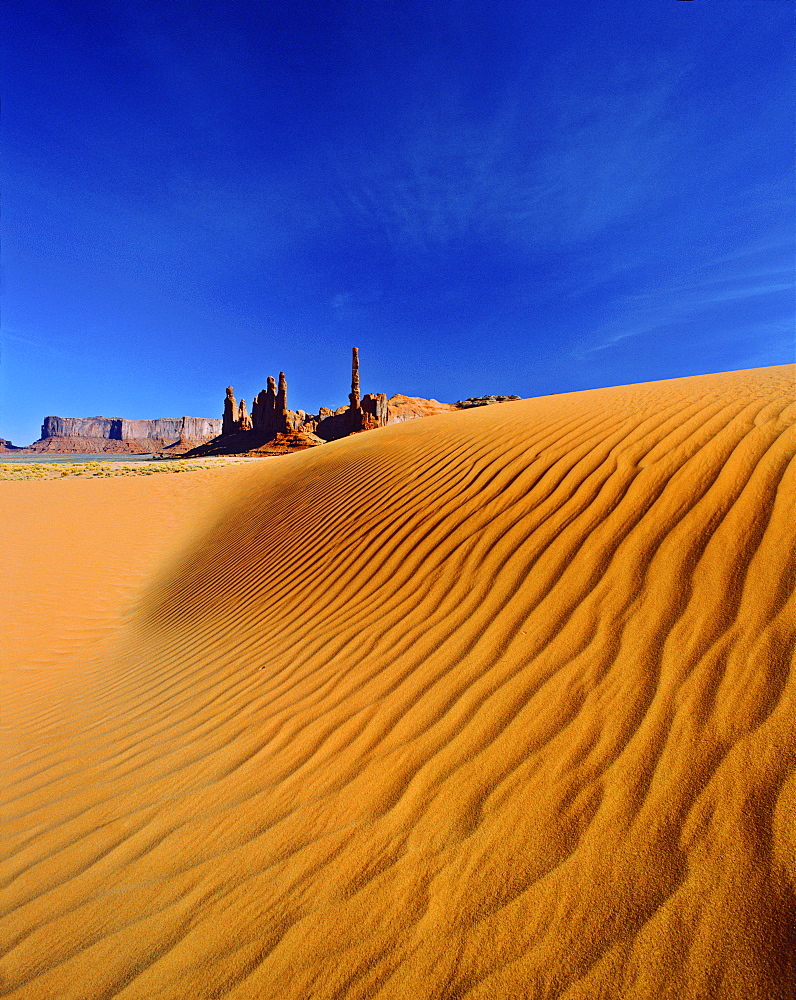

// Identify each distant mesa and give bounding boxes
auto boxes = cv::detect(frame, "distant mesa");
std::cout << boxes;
[21,416,222,455]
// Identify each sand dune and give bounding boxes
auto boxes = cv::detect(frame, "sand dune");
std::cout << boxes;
[2,365,794,999]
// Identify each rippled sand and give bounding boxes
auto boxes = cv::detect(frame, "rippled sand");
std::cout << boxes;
[2,365,794,999]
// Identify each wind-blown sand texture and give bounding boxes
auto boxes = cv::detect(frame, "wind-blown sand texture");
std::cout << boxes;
[2,365,794,1000]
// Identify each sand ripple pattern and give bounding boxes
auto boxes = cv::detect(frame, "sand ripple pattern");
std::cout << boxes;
[2,366,794,999]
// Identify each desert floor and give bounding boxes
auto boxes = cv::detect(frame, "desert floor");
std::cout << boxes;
[2,366,794,999]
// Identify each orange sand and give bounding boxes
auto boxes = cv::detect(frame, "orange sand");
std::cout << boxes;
[1,366,794,999]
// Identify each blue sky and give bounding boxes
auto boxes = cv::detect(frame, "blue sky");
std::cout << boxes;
[1,0,793,445]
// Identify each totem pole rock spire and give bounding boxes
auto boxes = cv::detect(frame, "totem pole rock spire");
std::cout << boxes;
[350,347,361,410]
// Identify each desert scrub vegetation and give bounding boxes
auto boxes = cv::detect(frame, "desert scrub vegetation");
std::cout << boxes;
[0,459,245,480]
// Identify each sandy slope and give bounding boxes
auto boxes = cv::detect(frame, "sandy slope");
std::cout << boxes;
[1,366,794,1000]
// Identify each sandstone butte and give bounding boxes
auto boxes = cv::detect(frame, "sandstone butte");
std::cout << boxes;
[1,364,794,1000]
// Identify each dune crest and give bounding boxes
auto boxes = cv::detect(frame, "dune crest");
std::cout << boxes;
[2,366,794,999]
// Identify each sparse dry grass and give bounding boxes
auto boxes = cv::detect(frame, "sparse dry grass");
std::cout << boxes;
[0,457,255,480]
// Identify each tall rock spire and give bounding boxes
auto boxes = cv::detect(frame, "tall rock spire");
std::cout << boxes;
[222,386,239,436]
[277,372,288,415]
[350,347,361,410]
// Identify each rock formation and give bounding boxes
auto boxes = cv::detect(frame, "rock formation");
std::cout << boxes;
[208,349,390,452]
[277,372,288,417]
[360,392,388,431]
[205,351,521,458]
[222,387,239,436]
[251,374,297,438]
[385,395,457,423]
[42,416,116,440]
[19,351,497,459]
[179,416,225,441]
[251,377,276,437]
[455,394,522,408]
[27,415,223,454]
[313,348,388,441]
[350,348,361,409]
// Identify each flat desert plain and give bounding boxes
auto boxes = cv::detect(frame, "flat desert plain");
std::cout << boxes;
[2,365,794,1000]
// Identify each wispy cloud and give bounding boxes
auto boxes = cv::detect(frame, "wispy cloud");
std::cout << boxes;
[329,61,684,256]
[1,326,95,359]
[329,288,383,325]
[2,329,39,347]
[0,329,53,352]
[573,258,794,358]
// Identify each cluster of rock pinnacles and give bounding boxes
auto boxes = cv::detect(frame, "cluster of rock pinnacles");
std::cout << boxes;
[222,348,388,443]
